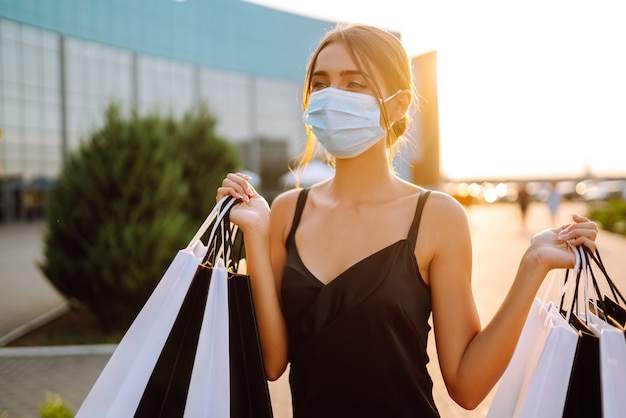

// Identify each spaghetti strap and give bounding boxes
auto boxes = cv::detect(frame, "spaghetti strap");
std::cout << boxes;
[407,190,431,248]
[286,188,310,244]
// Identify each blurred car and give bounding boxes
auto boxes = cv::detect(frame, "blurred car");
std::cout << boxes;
[580,179,626,201]
[280,160,335,188]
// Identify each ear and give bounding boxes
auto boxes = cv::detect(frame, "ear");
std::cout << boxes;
[387,90,412,124]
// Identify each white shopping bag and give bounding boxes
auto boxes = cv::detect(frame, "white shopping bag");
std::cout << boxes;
[488,251,581,418]
[515,303,579,418]
[76,196,236,418]
[588,312,626,418]
[486,297,553,418]
[184,259,230,418]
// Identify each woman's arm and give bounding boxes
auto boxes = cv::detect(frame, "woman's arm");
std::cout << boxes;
[217,173,290,380]
[425,193,597,409]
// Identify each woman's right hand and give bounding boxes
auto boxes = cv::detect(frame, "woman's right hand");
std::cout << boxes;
[216,173,270,234]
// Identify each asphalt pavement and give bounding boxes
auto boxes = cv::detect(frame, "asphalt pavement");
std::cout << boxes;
[1,200,625,417]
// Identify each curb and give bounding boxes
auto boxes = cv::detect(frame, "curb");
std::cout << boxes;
[0,343,117,357]
[0,302,69,347]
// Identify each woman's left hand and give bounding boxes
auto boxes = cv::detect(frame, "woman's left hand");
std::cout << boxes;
[529,214,598,270]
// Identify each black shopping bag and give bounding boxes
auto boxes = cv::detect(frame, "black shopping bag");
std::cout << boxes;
[562,314,601,418]
[604,296,626,329]
[223,208,273,418]
[586,248,626,329]
[229,271,273,418]
[135,264,215,417]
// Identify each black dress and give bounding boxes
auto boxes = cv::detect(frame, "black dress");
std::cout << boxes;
[281,188,439,418]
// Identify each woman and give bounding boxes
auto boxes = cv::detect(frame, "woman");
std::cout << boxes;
[217,23,598,417]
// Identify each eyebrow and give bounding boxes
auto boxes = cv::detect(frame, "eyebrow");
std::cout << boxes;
[311,69,367,77]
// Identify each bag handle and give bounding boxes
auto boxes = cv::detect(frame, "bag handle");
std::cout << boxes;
[220,213,245,273]
[564,245,603,325]
[558,243,583,323]
[204,211,238,269]
[583,246,626,306]
[566,245,626,326]
[575,245,594,324]
[203,196,241,266]
[187,195,238,250]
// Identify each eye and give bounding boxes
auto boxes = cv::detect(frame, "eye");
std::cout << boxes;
[310,79,329,91]
[344,80,371,93]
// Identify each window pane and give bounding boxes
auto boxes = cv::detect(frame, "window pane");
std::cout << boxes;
[21,25,41,47]
[1,81,20,99]
[42,32,58,51]
[2,40,21,83]
[3,98,22,128]
[42,48,59,89]
[25,100,43,130]
[22,44,41,86]
[43,103,60,131]
[0,20,20,41]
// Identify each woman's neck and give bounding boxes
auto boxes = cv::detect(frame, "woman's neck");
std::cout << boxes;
[326,149,401,205]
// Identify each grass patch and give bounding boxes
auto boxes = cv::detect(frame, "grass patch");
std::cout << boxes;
[39,393,74,418]
[7,301,123,347]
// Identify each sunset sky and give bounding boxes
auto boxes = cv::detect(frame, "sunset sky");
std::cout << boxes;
[249,0,626,180]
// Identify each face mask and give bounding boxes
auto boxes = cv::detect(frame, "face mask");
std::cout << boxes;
[302,87,401,159]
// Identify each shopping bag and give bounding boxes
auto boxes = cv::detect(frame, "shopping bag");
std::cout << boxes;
[586,312,626,418]
[562,314,601,418]
[76,196,237,417]
[213,205,273,417]
[486,298,553,418]
[604,296,626,329]
[134,260,229,417]
[488,250,581,418]
[583,247,626,418]
[182,260,231,417]
[555,246,601,418]
[229,270,274,417]
[515,303,579,418]
[584,248,626,329]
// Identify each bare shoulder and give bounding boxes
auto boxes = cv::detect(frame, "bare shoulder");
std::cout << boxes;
[269,188,306,241]
[422,190,468,223]
[270,188,303,213]
[419,189,471,243]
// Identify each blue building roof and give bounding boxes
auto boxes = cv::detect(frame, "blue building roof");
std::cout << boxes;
[0,0,336,80]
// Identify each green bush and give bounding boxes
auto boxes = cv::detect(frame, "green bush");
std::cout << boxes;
[588,198,626,236]
[40,104,241,332]
[39,393,74,418]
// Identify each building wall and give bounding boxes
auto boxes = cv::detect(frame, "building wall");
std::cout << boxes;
[0,1,336,186]
[410,51,441,188]
[0,0,332,80]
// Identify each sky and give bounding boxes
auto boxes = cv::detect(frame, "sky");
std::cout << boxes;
[249,0,626,180]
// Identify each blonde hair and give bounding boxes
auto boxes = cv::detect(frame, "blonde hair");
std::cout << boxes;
[296,23,416,179]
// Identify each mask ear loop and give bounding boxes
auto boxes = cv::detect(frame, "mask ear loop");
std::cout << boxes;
[379,90,404,127]
[379,89,406,147]
[380,89,403,103]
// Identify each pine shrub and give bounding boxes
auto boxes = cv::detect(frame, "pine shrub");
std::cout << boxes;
[40,104,241,331]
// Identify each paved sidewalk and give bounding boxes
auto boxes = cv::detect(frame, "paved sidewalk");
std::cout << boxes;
[0,221,68,346]
[1,201,625,417]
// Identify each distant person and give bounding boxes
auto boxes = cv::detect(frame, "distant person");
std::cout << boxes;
[547,181,562,224]
[517,182,532,230]
[216,23,598,416]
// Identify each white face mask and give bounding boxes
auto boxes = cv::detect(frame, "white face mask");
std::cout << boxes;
[302,87,401,159]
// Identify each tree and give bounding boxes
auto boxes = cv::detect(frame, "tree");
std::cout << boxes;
[40,104,241,331]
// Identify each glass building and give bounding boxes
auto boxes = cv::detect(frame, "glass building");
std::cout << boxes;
[0,0,338,220]
[0,0,433,223]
